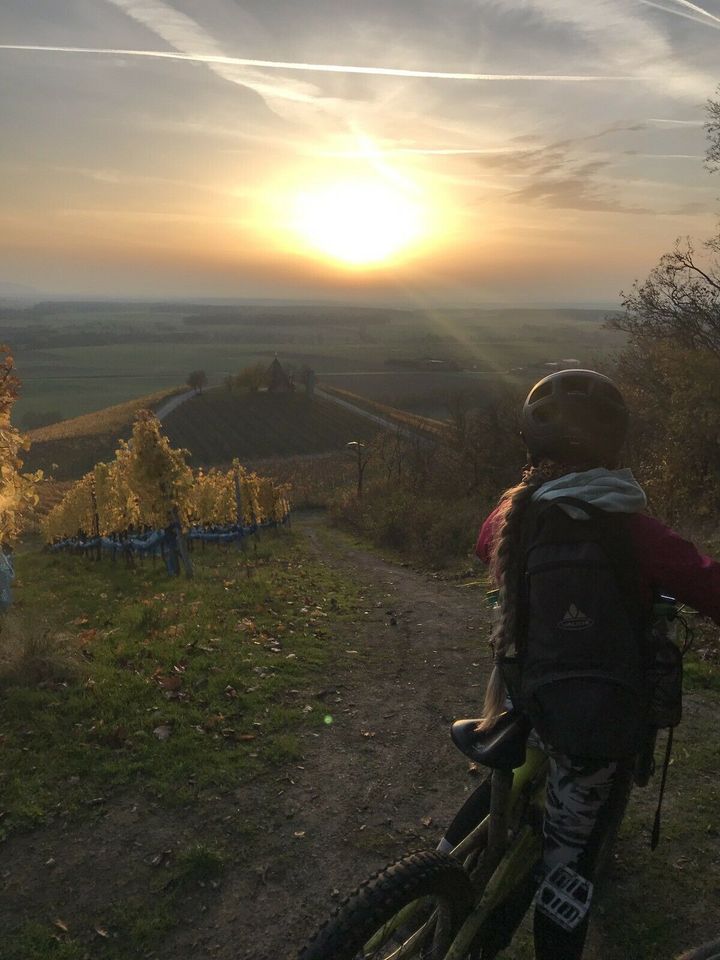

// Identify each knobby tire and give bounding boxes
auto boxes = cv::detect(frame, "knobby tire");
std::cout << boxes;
[298,850,474,960]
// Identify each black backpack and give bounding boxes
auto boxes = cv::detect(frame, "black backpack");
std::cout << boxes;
[508,496,650,761]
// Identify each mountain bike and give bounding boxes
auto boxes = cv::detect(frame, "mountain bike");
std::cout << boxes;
[297,598,691,960]
[297,706,636,960]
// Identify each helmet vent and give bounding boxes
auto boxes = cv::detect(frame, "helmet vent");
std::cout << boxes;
[530,380,554,402]
[562,375,592,395]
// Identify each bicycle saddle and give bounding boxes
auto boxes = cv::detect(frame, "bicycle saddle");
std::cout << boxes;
[450,712,532,770]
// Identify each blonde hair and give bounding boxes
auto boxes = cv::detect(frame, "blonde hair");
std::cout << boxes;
[476,460,567,731]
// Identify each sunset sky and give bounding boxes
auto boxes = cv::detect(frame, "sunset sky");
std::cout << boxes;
[1,0,719,304]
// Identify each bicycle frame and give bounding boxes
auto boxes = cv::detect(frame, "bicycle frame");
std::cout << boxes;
[359,746,547,960]
[442,745,548,960]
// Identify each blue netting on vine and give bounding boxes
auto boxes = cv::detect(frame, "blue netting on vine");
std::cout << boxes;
[48,514,290,558]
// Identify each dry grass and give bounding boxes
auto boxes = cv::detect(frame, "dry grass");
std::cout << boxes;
[27,387,182,442]
[0,611,80,689]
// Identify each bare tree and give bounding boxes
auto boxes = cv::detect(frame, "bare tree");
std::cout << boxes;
[187,370,208,394]
[610,88,720,354]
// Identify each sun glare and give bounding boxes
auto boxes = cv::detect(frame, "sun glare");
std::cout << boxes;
[291,180,425,267]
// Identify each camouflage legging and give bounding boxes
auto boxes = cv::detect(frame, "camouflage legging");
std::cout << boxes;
[534,738,633,960]
[524,729,624,877]
[542,747,619,876]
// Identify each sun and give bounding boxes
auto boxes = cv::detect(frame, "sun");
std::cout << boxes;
[291,179,425,267]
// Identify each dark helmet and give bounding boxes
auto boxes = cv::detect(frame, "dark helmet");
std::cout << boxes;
[522,369,628,464]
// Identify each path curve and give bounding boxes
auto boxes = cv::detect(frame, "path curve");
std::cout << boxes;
[154,388,196,421]
[314,387,435,446]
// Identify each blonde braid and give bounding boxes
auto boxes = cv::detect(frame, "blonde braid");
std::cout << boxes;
[476,462,558,731]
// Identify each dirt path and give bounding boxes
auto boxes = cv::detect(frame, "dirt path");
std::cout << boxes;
[225,514,493,959]
[1,514,494,960]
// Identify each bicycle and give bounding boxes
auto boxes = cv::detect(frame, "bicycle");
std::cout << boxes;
[298,704,638,960]
[297,598,691,960]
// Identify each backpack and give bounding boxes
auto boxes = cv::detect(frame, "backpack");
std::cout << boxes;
[509,496,651,761]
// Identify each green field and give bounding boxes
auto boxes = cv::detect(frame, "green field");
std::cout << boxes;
[7,301,626,425]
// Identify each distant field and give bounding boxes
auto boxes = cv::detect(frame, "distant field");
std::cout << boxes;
[7,300,625,424]
[161,390,380,467]
[318,370,524,418]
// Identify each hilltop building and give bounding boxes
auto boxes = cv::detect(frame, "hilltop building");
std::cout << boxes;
[267,357,294,393]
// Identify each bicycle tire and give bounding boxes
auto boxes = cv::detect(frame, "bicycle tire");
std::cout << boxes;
[676,940,720,960]
[297,850,474,960]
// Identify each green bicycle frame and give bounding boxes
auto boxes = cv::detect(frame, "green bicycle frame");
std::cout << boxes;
[444,746,547,960]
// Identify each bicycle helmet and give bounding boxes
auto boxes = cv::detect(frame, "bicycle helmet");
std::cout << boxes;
[522,369,628,464]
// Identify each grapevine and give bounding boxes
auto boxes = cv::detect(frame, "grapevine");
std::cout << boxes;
[43,412,291,575]
[0,346,41,543]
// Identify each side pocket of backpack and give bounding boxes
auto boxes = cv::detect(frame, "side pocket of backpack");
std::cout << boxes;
[646,638,683,729]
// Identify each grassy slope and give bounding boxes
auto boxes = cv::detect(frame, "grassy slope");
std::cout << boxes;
[0,530,364,959]
[160,389,381,467]
[1,533,359,832]
[23,387,183,480]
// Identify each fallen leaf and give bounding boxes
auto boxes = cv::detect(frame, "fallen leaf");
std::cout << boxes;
[153,724,172,741]
[54,918,69,933]
[293,831,305,838]
[421,816,433,828]
[94,926,109,938]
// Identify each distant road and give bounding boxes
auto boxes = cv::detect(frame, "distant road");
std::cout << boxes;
[155,389,195,421]
[314,387,434,445]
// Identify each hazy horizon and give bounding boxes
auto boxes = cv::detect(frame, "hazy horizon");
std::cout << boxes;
[2,0,719,303]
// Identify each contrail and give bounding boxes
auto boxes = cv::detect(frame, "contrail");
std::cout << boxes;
[659,0,720,25]
[323,147,518,156]
[638,0,720,27]
[0,44,635,82]
[647,117,705,125]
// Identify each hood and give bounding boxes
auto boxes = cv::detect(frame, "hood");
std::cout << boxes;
[531,467,647,519]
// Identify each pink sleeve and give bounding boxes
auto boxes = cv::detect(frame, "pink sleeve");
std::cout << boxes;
[630,514,720,625]
[476,506,502,565]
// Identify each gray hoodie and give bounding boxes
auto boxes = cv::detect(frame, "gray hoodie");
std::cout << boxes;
[531,467,647,519]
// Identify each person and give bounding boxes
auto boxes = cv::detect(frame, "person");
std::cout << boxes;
[473,369,720,960]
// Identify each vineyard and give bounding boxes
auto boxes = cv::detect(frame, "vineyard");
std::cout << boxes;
[0,347,41,608]
[160,389,380,467]
[43,412,290,577]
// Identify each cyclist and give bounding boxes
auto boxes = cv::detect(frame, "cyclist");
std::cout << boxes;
[474,369,720,960]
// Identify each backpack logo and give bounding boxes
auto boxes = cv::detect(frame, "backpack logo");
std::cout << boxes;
[558,604,594,631]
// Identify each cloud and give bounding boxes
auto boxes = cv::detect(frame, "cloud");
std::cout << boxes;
[105,0,320,107]
[508,160,652,214]
[484,0,718,100]
[470,122,661,213]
